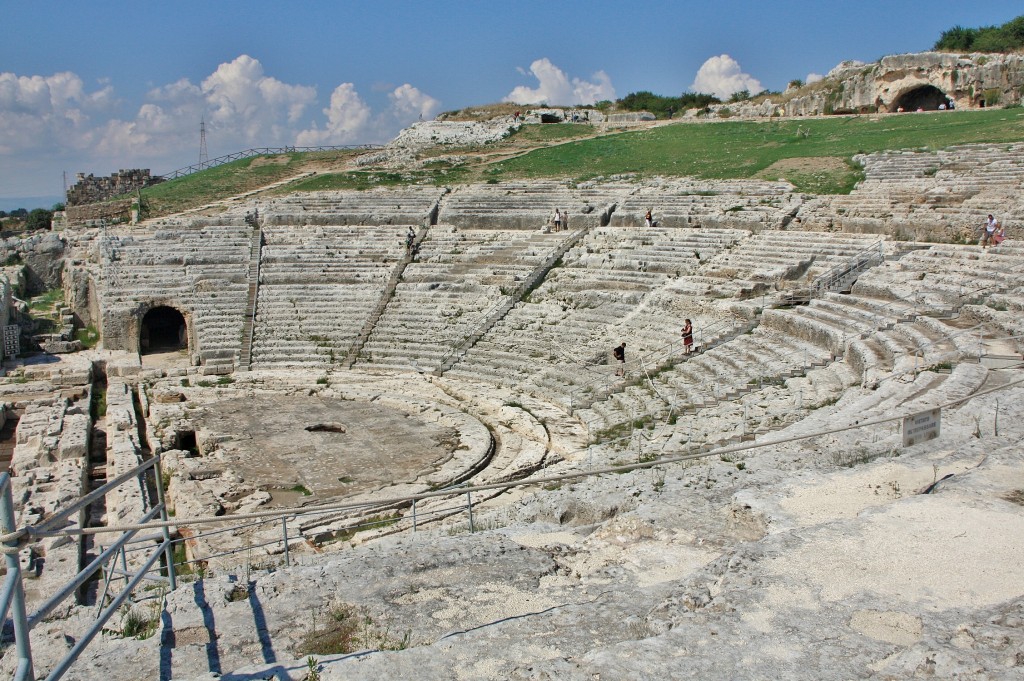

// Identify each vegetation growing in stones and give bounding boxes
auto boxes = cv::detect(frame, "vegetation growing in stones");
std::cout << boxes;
[75,325,100,348]
[298,603,411,656]
[118,601,162,640]
[90,384,107,419]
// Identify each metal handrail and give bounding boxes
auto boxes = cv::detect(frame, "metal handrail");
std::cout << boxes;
[160,144,382,181]
[1,454,176,681]
[437,228,584,370]
[568,316,740,410]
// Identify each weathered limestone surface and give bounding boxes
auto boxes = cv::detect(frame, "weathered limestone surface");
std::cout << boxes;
[7,102,1024,680]
[710,52,1024,118]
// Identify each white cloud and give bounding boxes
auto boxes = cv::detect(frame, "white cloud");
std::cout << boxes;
[806,72,824,85]
[1,56,442,195]
[504,58,615,106]
[295,83,372,146]
[389,84,440,124]
[690,55,763,100]
[202,55,317,139]
[0,71,113,155]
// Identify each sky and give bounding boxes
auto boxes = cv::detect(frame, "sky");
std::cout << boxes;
[2,0,1021,208]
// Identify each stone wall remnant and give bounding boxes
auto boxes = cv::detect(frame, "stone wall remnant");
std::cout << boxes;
[66,169,163,207]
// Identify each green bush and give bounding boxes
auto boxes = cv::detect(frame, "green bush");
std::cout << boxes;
[617,90,720,119]
[934,15,1024,52]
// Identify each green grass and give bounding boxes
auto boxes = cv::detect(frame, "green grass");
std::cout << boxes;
[281,167,467,192]
[486,109,1024,193]
[135,109,1024,216]
[29,289,63,312]
[140,151,361,217]
[75,325,100,349]
[290,484,313,496]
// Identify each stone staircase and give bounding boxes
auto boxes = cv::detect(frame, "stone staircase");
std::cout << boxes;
[344,225,428,368]
[236,225,263,371]
[436,226,592,375]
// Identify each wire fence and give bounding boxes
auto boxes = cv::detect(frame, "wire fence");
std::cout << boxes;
[160,145,383,181]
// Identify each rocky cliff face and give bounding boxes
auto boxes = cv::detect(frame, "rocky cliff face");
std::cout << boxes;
[711,52,1024,118]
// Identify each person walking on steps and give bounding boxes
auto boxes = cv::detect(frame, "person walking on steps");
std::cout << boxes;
[681,319,693,354]
[613,342,626,376]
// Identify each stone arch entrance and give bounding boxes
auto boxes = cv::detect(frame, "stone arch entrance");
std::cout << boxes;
[140,306,188,354]
[891,85,950,112]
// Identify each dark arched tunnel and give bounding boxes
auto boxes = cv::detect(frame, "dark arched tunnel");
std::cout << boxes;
[140,306,187,353]
[891,85,951,112]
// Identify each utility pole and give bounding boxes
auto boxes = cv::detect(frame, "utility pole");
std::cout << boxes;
[199,117,209,168]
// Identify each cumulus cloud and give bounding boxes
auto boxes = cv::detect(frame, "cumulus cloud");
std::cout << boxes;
[1,55,442,196]
[504,58,615,106]
[389,84,440,124]
[295,83,372,146]
[690,55,763,100]
[0,71,114,155]
[806,72,824,85]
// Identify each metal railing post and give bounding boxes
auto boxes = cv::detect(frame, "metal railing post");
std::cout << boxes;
[282,516,291,567]
[153,456,177,591]
[0,474,34,680]
[466,492,474,533]
[412,500,417,533]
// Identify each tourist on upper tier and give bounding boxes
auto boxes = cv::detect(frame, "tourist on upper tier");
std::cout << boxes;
[993,224,1006,246]
[613,342,626,376]
[981,214,999,248]
[561,210,568,231]
[553,208,562,231]
[681,319,693,354]
[645,209,653,228]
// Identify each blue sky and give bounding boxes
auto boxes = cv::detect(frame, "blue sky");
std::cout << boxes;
[2,0,1021,207]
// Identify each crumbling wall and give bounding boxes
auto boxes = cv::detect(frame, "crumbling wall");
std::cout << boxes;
[65,199,133,225]
[66,169,161,206]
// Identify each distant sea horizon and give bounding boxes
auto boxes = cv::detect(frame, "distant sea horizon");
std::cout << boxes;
[0,196,65,212]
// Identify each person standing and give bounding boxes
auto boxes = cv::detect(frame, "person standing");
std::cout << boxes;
[981,214,998,248]
[613,342,626,376]
[553,208,562,232]
[681,319,693,354]
[645,209,653,228]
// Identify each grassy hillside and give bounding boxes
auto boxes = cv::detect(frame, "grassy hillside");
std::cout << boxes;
[486,109,1024,193]
[140,150,364,217]
[140,108,1024,217]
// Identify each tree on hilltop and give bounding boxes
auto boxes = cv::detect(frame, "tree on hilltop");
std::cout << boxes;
[617,91,720,119]
[24,208,53,232]
[935,15,1024,52]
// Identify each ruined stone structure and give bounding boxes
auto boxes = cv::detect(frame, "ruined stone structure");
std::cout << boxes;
[65,168,163,206]
[2,117,1024,680]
